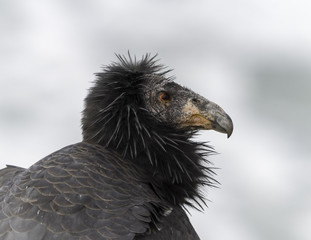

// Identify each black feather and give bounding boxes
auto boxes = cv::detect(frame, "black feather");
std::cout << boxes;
[82,54,216,208]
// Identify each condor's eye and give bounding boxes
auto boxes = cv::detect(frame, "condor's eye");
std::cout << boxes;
[159,91,171,102]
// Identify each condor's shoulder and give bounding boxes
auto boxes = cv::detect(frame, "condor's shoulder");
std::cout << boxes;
[32,142,141,179]
[26,142,155,201]
[0,142,161,239]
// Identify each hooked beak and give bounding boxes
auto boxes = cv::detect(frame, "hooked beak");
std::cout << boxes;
[180,98,233,138]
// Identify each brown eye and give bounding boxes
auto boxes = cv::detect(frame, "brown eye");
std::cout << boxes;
[159,92,170,102]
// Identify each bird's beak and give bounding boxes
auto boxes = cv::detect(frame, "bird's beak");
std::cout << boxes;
[180,98,233,138]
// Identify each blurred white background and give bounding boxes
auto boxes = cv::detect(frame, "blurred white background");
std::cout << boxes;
[0,0,310,239]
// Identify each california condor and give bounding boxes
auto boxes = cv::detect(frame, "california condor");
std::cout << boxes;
[0,54,233,240]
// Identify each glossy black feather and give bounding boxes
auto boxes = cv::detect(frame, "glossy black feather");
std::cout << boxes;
[0,143,164,239]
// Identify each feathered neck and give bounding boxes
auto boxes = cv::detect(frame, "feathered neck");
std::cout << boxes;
[82,55,216,208]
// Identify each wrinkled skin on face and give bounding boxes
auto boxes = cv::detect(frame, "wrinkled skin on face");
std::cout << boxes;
[143,75,233,137]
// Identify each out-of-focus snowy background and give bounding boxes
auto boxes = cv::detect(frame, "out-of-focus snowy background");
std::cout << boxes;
[0,1,310,239]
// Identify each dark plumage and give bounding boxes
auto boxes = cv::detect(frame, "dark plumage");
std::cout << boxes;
[0,54,233,240]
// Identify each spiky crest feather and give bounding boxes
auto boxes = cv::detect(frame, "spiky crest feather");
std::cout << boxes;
[82,54,216,209]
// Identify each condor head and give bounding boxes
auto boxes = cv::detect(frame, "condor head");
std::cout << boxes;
[143,75,233,138]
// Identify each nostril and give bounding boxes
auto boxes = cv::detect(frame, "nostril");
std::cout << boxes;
[191,98,199,103]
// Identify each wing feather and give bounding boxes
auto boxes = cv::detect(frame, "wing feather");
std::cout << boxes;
[0,142,161,240]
